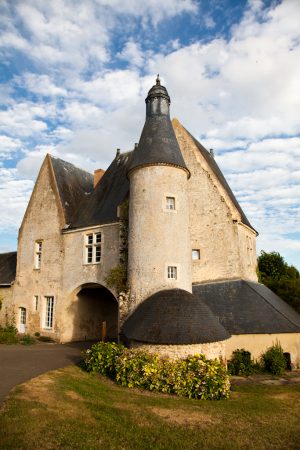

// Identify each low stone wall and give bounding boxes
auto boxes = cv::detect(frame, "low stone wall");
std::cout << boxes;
[130,340,227,361]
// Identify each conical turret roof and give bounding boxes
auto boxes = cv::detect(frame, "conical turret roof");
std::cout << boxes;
[127,77,190,178]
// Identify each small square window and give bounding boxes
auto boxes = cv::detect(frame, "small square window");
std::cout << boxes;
[167,266,177,279]
[166,197,175,210]
[192,249,200,260]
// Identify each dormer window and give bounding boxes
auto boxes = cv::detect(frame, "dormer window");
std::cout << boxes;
[85,232,101,264]
[166,197,175,210]
[34,241,42,269]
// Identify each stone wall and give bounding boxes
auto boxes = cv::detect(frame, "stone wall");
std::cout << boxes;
[226,333,300,368]
[0,287,14,326]
[131,340,227,361]
[12,157,65,339]
[59,223,120,342]
[173,119,257,283]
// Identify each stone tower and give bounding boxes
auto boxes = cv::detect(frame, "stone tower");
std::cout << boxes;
[127,77,192,309]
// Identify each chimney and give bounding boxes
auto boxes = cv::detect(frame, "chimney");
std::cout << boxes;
[93,168,105,188]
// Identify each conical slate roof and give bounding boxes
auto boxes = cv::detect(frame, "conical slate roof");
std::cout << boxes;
[122,289,230,344]
[128,79,190,178]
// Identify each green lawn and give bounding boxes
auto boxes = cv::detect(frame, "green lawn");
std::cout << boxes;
[0,366,299,450]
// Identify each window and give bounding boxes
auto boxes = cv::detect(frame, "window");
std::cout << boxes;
[167,266,177,279]
[192,249,200,260]
[20,307,26,325]
[85,232,101,264]
[45,296,54,329]
[34,295,39,311]
[34,241,42,269]
[166,196,175,210]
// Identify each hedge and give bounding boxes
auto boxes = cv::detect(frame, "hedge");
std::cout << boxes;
[84,342,230,400]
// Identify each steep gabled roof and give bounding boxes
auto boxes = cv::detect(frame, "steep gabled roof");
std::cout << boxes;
[0,252,17,286]
[50,156,94,225]
[193,280,300,334]
[122,289,230,344]
[175,121,256,232]
[69,151,133,229]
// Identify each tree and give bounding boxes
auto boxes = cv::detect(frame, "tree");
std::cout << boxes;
[257,251,300,313]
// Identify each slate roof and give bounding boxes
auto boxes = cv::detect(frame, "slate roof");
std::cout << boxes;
[182,127,256,232]
[193,280,300,334]
[50,156,94,225]
[69,152,132,229]
[0,252,17,286]
[122,289,230,344]
[128,80,190,178]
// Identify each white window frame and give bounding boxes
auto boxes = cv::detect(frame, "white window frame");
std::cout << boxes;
[20,307,26,325]
[192,249,200,260]
[167,266,177,279]
[34,241,42,269]
[85,232,102,264]
[166,196,175,210]
[44,296,54,329]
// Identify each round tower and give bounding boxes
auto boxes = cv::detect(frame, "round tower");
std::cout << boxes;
[127,76,192,309]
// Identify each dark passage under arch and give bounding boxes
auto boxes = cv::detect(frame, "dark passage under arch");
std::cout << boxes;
[69,284,118,342]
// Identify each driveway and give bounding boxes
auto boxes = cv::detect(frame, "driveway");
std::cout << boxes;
[0,341,93,406]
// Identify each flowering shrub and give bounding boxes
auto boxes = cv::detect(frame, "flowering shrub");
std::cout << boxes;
[84,343,230,400]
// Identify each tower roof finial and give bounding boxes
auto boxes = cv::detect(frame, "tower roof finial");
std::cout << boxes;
[156,74,160,85]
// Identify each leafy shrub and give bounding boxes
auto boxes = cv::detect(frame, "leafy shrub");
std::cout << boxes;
[84,341,125,378]
[228,349,258,376]
[34,332,41,337]
[261,342,286,376]
[84,343,230,400]
[0,324,18,344]
[20,334,36,345]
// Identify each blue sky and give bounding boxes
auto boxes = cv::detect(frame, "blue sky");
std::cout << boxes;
[0,0,299,269]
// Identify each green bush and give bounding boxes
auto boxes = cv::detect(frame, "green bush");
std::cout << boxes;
[261,342,286,376]
[20,334,36,345]
[228,349,259,376]
[0,325,18,344]
[84,343,230,400]
[84,341,125,378]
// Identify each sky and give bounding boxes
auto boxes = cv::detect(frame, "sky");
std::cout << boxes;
[0,0,299,270]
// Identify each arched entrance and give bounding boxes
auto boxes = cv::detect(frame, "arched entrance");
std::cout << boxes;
[67,283,118,342]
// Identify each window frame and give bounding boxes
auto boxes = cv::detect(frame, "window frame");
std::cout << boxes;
[44,296,54,330]
[167,265,177,280]
[85,232,102,264]
[192,249,200,260]
[166,196,176,211]
[34,240,43,269]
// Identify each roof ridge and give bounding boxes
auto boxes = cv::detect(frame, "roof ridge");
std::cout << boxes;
[49,154,93,177]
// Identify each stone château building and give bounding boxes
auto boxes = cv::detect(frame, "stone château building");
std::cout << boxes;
[1,77,300,366]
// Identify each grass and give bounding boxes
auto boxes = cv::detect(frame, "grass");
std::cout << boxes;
[0,366,300,449]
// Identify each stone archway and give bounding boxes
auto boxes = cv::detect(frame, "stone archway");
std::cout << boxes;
[67,283,118,342]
